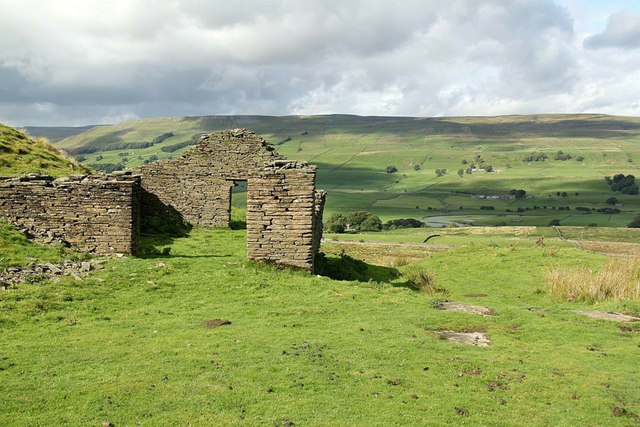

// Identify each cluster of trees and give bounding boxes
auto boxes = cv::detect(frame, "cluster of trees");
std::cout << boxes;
[605,174,638,195]
[629,215,640,228]
[325,211,382,233]
[435,168,447,177]
[326,213,428,233]
[72,132,175,155]
[522,151,582,162]
[152,132,174,144]
[104,141,154,151]
[553,150,572,161]
[382,218,424,230]
[386,165,398,173]
[523,152,548,162]
[142,155,159,164]
[509,189,527,199]
[90,163,124,173]
[274,136,291,146]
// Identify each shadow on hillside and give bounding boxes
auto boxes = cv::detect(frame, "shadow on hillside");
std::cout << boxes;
[315,251,401,284]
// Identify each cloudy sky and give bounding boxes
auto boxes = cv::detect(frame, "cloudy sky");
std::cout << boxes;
[1,0,640,126]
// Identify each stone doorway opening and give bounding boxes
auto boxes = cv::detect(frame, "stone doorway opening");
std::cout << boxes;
[230,180,247,230]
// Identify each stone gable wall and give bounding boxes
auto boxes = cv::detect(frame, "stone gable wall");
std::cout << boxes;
[137,129,283,227]
[0,172,140,254]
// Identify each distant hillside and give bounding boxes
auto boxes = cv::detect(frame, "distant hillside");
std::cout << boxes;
[55,114,640,227]
[23,125,100,143]
[0,124,91,177]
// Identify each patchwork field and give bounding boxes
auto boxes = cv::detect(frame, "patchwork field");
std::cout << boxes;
[35,113,640,227]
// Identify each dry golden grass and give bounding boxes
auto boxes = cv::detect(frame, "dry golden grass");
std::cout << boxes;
[547,259,640,302]
[578,240,640,258]
[322,242,435,267]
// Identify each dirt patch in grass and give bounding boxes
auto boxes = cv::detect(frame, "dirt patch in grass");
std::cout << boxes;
[573,311,640,322]
[463,293,488,298]
[436,301,494,316]
[202,319,232,328]
[431,330,491,347]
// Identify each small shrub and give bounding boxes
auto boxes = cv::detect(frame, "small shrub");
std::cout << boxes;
[628,214,640,228]
[386,165,398,174]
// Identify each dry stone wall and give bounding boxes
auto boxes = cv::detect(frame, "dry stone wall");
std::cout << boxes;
[247,161,319,271]
[137,129,282,227]
[0,172,140,254]
[138,129,326,271]
[0,128,325,272]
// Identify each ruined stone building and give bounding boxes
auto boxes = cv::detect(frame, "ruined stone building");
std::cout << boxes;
[0,129,326,272]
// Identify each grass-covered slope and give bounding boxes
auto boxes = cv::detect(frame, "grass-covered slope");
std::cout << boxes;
[0,124,91,177]
[1,227,639,425]
[56,114,640,226]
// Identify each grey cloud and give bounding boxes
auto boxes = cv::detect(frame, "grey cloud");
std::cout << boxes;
[584,11,640,49]
[0,0,637,126]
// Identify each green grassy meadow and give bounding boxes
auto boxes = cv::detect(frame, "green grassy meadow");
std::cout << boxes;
[1,223,640,425]
[48,114,640,227]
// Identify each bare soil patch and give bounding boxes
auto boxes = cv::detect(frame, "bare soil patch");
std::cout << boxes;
[573,310,640,322]
[432,330,490,347]
[437,301,494,316]
[202,319,232,328]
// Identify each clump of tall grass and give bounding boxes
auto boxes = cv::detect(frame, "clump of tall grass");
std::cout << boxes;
[546,259,640,302]
[403,264,446,295]
[379,254,413,268]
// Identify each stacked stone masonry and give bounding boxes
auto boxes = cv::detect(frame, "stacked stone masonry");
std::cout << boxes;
[0,129,325,272]
[0,172,140,254]
[246,161,319,270]
[137,130,325,272]
[136,129,283,227]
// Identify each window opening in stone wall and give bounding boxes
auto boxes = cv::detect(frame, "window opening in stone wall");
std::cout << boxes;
[230,180,247,230]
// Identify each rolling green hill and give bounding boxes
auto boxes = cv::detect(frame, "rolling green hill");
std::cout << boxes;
[0,124,91,177]
[55,114,640,227]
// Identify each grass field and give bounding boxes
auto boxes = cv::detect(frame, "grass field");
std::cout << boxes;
[45,114,640,228]
[1,223,640,425]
